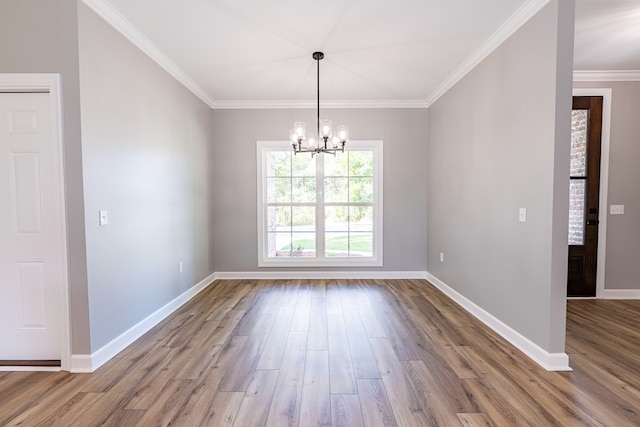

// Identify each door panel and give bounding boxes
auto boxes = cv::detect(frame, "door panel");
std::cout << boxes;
[567,96,603,297]
[12,152,44,234]
[0,92,62,360]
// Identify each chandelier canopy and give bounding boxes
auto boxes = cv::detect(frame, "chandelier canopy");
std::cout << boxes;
[290,52,349,156]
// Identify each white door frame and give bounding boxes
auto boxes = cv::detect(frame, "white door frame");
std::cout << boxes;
[572,88,612,299]
[0,74,71,371]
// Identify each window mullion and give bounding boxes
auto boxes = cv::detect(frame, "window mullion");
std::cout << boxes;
[347,153,351,257]
[316,154,325,259]
[289,155,294,256]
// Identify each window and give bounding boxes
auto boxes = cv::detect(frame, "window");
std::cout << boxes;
[257,140,383,267]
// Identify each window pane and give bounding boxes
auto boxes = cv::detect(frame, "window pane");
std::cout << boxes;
[292,177,316,203]
[270,232,316,257]
[324,232,373,257]
[571,110,588,178]
[290,233,316,257]
[267,177,291,203]
[324,153,348,176]
[267,151,290,177]
[268,232,291,257]
[292,206,315,228]
[349,177,373,203]
[292,154,315,177]
[349,233,373,257]
[349,151,373,177]
[268,206,291,231]
[350,206,373,231]
[325,177,348,203]
[325,206,348,231]
[267,233,277,256]
[568,180,586,245]
[325,232,349,257]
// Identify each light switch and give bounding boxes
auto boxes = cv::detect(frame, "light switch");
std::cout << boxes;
[610,205,624,215]
[519,207,527,223]
[99,210,108,226]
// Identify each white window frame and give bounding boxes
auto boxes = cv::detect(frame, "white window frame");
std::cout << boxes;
[257,140,383,267]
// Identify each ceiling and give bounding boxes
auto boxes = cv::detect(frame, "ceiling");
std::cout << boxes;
[85,0,640,108]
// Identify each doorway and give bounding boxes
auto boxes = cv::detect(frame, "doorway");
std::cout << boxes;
[0,75,69,369]
[567,96,603,297]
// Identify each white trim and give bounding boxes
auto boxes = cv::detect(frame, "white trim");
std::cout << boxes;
[211,99,429,110]
[257,140,383,268]
[80,0,216,109]
[70,273,215,373]
[69,355,93,373]
[572,88,612,298]
[425,272,571,371]
[601,289,640,300]
[0,366,62,372]
[425,0,552,107]
[0,74,71,372]
[573,70,640,82]
[214,271,428,280]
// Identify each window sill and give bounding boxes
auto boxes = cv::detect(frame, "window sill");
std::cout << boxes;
[258,257,383,268]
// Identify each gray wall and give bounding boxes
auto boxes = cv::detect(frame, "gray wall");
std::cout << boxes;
[0,0,91,354]
[78,4,215,351]
[1,0,581,361]
[574,81,640,291]
[211,108,428,273]
[427,0,574,353]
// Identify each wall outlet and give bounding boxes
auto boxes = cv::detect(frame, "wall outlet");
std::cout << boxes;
[519,207,527,223]
[179,262,184,273]
[99,210,108,226]
[439,252,444,263]
[610,205,624,215]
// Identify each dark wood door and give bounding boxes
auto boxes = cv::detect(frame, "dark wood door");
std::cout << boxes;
[567,96,603,297]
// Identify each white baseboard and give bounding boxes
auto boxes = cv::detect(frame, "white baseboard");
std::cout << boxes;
[69,354,93,373]
[0,366,61,372]
[70,273,215,373]
[425,272,571,372]
[68,270,585,373]
[214,271,428,280]
[601,289,640,299]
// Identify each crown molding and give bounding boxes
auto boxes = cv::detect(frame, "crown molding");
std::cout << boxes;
[573,70,640,82]
[81,0,217,108]
[425,0,552,107]
[80,0,428,110]
[81,0,564,110]
[210,99,429,109]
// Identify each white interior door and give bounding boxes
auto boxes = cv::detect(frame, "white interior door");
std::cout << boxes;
[0,92,64,361]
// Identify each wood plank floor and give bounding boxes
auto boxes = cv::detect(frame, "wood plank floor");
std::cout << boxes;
[1,279,639,426]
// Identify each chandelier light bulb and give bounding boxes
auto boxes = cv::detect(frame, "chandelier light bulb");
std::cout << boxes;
[294,122,306,139]
[320,119,332,138]
[337,125,349,142]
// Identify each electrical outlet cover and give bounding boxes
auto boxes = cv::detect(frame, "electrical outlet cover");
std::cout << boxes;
[610,205,624,215]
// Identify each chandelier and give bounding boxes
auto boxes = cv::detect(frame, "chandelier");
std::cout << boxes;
[290,52,349,156]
